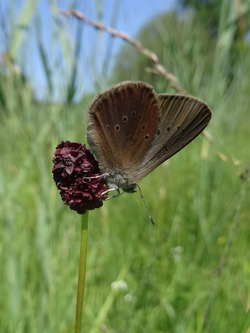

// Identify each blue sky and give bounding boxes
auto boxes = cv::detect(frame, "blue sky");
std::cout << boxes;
[1,0,177,101]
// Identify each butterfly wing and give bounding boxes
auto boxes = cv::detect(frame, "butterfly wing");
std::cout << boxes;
[87,81,159,184]
[132,94,212,183]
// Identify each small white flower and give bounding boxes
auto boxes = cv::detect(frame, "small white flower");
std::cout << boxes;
[169,246,184,254]
[170,246,184,264]
[174,246,184,254]
[173,254,182,263]
[124,293,136,303]
[111,280,128,291]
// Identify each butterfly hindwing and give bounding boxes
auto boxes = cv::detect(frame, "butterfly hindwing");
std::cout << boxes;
[132,94,212,183]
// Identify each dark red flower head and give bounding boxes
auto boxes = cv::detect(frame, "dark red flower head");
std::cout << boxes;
[52,141,107,214]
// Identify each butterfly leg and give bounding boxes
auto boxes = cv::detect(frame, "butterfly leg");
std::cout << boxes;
[82,173,109,180]
[101,185,123,200]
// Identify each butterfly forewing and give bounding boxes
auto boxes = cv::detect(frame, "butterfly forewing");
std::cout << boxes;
[87,82,159,176]
[132,94,212,183]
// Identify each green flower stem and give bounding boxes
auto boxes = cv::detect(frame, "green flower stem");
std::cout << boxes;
[75,211,89,333]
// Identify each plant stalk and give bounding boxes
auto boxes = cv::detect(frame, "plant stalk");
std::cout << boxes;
[75,211,89,333]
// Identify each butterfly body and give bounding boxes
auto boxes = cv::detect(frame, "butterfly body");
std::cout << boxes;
[87,81,212,191]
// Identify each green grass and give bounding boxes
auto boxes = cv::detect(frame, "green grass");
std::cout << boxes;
[1,3,250,333]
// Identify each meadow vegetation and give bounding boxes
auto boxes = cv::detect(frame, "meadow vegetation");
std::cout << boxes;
[1,1,250,332]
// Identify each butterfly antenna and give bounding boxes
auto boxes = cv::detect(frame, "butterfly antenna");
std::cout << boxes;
[135,184,155,225]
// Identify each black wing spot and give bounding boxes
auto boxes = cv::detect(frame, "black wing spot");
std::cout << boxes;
[115,124,120,131]
[145,134,149,140]
[122,116,128,122]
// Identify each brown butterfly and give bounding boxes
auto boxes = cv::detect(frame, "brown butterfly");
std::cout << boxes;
[87,81,212,195]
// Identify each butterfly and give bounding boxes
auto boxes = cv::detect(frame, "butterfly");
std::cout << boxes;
[87,81,211,193]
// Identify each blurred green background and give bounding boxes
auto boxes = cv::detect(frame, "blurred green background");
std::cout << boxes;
[1,1,250,332]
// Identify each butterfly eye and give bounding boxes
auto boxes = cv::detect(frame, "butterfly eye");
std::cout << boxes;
[122,116,128,122]
[115,124,120,131]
